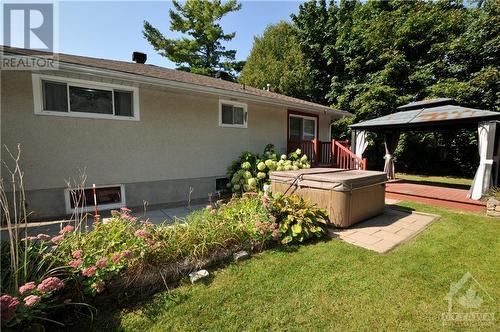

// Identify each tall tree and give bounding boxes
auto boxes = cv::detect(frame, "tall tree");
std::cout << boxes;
[143,0,243,79]
[239,22,311,99]
[291,0,340,104]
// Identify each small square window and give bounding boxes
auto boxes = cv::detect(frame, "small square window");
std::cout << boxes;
[219,100,247,128]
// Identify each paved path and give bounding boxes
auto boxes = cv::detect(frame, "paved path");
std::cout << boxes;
[0,204,206,240]
[386,181,485,213]
[329,207,439,253]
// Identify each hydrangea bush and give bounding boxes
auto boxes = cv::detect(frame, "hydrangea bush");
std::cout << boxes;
[227,144,311,193]
[56,208,148,295]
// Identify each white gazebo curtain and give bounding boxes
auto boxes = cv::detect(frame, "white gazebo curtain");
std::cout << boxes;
[383,131,401,180]
[469,121,497,200]
[354,130,369,158]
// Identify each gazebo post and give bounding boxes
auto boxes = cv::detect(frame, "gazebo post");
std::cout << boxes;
[383,130,400,180]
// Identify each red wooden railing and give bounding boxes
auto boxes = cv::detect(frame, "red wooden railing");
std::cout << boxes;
[287,140,317,163]
[287,139,366,170]
[332,139,367,170]
[319,141,332,164]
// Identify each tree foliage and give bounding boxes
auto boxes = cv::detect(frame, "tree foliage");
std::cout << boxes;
[143,0,243,79]
[291,0,499,119]
[239,22,311,99]
[242,0,499,176]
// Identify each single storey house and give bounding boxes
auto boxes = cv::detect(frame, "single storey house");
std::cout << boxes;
[0,46,350,219]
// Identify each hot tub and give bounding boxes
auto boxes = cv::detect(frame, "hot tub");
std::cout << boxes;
[270,168,387,228]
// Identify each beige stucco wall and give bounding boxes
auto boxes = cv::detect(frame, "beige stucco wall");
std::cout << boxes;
[1,70,340,193]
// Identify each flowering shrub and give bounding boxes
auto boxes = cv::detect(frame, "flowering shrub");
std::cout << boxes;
[227,144,311,193]
[1,276,66,328]
[268,194,328,244]
[0,232,72,328]
[56,208,147,295]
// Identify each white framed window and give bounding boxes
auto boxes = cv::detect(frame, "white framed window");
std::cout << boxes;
[219,99,247,128]
[32,74,140,121]
[64,184,126,214]
[289,114,317,141]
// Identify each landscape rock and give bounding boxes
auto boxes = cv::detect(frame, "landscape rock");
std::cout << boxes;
[233,250,250,262]
[487,210,500,217]
[189,269,209,284]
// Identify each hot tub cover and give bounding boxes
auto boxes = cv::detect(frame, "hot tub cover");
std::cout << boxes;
[270,169,387,191]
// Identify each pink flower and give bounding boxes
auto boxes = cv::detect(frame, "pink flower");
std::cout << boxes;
[120,207,131,212]
[134,229,148,238]
[272,229,280,241]
[1,295,19,325]
[59,225,75,234]
[141,219,153,227]
[82,266,97,277]
[68,259,82,268]
[72,250,83,259]
[23,295,41,308]
[36,234,51,241]
[91,281,105,294]
[37,277,64,293]
[112,253,122,264]
[51,235,64,244]
[23,236,38,242]
[95,257,107,268]
[110,210,120,216]
[122,250,132,260]
[19,282,36,295]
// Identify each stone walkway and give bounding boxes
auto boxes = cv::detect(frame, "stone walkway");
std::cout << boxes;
[0,204,206,240]
[329,207,439,253]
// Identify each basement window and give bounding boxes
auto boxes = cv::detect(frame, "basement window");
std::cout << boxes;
[33,74,140,120]
[219,99,247,128]
[64,185,126,214]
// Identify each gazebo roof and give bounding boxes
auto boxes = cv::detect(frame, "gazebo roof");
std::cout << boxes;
[350,99,500,131]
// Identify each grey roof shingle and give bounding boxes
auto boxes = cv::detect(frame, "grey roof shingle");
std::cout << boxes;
[1,46,350,116]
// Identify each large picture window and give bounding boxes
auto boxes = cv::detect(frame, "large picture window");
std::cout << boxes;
[33,74,139,120]
[219,100,247,128]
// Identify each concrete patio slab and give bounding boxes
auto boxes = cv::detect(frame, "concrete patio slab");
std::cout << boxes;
[329,207,439,253]
[132,210,170,224]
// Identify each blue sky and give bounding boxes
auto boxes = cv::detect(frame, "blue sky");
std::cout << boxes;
[58,1,304,68]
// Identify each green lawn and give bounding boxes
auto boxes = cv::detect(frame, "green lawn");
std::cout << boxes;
[395,173,473,186]
[87,203,498,331]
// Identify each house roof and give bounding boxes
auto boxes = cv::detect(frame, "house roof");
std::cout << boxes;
[350,99,500,131]
[1,46,350,116]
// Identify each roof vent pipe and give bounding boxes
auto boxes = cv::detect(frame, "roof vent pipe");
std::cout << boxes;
[266,83,271,91]
[132,52,147,64]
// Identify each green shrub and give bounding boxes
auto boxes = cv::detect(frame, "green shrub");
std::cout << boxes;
[227,144,311,193]
[148,193,275,265]
[268,194,328,244]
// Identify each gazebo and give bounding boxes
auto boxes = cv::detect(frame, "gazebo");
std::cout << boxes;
[349,98,500,200]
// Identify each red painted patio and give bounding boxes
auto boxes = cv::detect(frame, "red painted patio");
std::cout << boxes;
[386,181,486,213]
